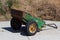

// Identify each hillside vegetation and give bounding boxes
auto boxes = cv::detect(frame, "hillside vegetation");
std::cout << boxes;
[0,0,60,21]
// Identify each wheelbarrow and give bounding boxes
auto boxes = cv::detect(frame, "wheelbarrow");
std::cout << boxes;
[10,9,57,36]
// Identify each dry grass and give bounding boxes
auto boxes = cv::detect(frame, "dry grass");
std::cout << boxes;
[0,0,60,21]
[0,13,11,21]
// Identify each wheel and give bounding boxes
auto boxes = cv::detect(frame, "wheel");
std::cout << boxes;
[26,21,38,36]
[11,18,21,30]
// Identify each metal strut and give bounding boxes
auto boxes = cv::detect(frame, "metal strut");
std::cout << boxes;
[45,23,58,29]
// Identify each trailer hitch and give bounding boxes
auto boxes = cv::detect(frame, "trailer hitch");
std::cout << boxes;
[45,23,58,29]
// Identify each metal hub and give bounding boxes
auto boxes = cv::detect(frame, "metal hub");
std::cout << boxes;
[29,23,36,33]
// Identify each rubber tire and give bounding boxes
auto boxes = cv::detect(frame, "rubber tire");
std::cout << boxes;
[26,21,38,36]
[11,18,21,30]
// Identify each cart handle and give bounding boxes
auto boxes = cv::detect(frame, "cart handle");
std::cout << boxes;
[45,23,58,29]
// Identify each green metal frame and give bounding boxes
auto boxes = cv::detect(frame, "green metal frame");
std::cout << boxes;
[23,13,45,29]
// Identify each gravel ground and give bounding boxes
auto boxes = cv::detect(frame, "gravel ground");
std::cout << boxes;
[0,21,60,40]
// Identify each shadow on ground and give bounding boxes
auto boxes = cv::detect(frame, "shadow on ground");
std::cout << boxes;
[2,26,56,36]
[2,27,28,36]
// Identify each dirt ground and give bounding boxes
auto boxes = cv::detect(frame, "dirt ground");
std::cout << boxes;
[0,21,60,40]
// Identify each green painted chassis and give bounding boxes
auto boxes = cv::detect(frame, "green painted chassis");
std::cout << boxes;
[23,13,45,30]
